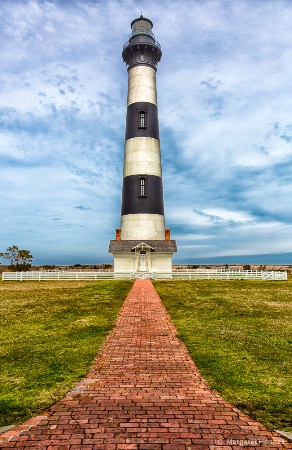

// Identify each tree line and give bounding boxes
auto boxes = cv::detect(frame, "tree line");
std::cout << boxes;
[0,245,33,271]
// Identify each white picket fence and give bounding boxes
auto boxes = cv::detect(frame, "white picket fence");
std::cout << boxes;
[169,269,287,280]
[2,271,121,281]
[1,269,287,281]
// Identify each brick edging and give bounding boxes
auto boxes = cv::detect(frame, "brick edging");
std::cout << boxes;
[0,416,48,443]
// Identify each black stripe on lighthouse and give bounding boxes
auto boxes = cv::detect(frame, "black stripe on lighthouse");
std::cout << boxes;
[125,102,159,140]
[121,175,164,215]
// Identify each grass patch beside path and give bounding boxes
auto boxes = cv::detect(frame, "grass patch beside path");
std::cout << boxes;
[0,280,133,427]
[153,280,292,431]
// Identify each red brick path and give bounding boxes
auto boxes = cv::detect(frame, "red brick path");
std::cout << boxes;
[1,280,291,449]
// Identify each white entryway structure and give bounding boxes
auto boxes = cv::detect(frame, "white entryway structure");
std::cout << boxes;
[109,240,176,274]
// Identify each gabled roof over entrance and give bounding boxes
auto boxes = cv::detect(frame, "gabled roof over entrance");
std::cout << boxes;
[132,242,154,251]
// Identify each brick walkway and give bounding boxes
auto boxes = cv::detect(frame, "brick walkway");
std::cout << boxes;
[0,280,291,449]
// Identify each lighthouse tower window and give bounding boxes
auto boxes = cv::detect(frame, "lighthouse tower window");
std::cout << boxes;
[140,177,145,196]
[139,110,147,128]
[139,177,147,197]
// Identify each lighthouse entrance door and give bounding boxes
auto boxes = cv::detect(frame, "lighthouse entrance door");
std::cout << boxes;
[139,251,147,271]
[132,243,153,273]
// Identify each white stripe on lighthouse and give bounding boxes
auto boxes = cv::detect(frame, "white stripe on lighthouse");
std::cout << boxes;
[127,65,157,106]
[123,137,162,177]
[121,214,165,240]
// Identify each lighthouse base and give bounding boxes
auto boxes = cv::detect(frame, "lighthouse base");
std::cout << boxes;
[113,252,173,274]
[108,240,177,274]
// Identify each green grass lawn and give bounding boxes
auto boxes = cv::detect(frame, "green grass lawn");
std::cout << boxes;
[153,280,292,431]
[0,280,133,427]
[1,279,291,433]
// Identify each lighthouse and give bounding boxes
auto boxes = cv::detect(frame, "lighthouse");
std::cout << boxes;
[109,15,177,276]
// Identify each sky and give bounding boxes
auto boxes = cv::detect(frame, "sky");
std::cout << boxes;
[1,0,292,266]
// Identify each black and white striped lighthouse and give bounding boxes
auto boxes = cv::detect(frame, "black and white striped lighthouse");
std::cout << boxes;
[109,16,177,275]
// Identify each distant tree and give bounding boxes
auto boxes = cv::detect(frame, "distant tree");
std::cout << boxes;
[0,245,19,266]
[0,245,33,271]
[17,249,33,270]
[42,264,56,270]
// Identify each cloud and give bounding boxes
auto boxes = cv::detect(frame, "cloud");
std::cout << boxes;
[75,205,91,211]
